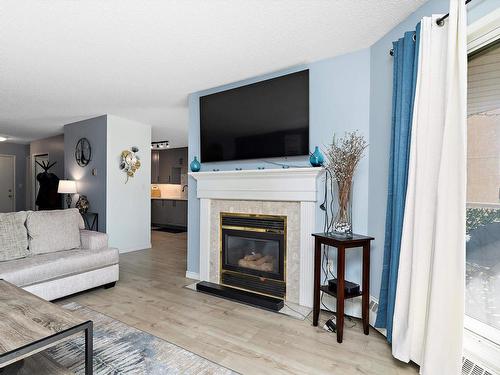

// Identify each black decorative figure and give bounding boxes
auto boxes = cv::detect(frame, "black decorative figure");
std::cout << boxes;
[35,161,62,210]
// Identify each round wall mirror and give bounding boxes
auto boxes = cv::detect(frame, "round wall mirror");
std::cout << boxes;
[75,138,92,167]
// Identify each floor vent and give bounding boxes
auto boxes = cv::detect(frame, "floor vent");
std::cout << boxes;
[369,299,378,314]
[462,357,494,375]
[368,297,388,336]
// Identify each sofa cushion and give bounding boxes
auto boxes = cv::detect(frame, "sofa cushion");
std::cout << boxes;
[0,247,119,287]
[0,211,29,262]
[26,209,85,254]
[80,230,108,250]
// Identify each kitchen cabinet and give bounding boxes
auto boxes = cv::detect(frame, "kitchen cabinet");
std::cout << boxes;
[158,150,172,183]
[151,151,160,183]
[151,199,187,228]
[151,199,166,224]
[151,147,188,184]
[168,200,187,226]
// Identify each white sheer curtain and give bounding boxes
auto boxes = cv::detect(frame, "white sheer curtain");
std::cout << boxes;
[392,0,467,374]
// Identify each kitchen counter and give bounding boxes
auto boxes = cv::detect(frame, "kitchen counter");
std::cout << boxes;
[151,197,188,201]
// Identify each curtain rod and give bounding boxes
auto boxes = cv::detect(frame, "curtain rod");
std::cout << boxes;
[389,0,473,56]
[436,0,473,26]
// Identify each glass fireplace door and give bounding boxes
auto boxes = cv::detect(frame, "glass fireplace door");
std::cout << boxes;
[222,229,285,281]
[220,213,286,298]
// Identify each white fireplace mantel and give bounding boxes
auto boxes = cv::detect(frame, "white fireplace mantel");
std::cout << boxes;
[189,167,324,307]
[189,167,323,201]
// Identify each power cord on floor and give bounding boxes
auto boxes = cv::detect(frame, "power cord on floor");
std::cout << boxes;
[319,296,356,329]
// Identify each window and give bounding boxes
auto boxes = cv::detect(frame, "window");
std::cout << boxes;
[466,40,500,345]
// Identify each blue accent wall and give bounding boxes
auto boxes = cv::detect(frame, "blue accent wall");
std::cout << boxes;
[188,0,500,299]
[188,49,372,285]
[368,0,449,302]
[64,115,107,232]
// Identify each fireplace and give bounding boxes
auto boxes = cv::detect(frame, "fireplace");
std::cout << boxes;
[192,168,322,309]
[220,213,286,299]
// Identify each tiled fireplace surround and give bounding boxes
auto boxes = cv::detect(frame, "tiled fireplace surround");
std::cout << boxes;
[190,167,323,307]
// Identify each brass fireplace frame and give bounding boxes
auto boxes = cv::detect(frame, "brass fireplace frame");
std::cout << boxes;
[219,212,287,300]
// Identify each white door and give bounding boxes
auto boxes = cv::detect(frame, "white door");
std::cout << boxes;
[0,155,15,212]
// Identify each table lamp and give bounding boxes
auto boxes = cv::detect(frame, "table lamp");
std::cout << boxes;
[58,180,77,208]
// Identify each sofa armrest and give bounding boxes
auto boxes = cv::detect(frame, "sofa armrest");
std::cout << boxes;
[80,230,109,250]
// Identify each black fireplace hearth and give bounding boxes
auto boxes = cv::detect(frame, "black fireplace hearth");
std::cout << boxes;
[196,281,284,311]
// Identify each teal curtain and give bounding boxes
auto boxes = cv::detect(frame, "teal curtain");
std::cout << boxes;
[375,26,420,343]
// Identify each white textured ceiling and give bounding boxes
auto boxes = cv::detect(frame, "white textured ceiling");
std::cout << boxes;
[0,0,427,145]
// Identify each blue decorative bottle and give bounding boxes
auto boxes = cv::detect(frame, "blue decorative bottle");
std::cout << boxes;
[190,156,201,172]
[309,146,324,167]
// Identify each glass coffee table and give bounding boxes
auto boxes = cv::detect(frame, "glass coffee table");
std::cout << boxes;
[0,279,93,374]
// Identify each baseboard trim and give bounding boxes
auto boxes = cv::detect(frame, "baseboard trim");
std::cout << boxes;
[119,243,152,254]
[185,271,200,280]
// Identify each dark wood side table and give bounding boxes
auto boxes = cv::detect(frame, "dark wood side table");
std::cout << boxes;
[81,212,98,231]
[311,232,374,343]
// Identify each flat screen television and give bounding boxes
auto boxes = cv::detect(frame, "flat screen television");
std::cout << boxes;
[200,70,309,162]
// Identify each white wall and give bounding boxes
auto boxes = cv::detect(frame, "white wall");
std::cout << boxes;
[106,115,151,252]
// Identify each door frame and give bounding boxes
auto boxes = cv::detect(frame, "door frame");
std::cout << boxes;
[464,8,500,373]
[0,154,16,212]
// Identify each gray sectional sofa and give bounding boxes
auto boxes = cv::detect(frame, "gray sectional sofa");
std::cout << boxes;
[0,208,119,301]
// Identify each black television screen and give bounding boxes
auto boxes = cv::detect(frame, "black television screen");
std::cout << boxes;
[200,70,309,162]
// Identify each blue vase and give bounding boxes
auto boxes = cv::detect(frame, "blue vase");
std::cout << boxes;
[190,156,201,172]
[309,146,324,167]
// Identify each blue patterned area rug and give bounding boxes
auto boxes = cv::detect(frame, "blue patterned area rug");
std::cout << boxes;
[45,302,238,375]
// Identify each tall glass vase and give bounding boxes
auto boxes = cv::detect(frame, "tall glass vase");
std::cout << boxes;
[332,180,353,237]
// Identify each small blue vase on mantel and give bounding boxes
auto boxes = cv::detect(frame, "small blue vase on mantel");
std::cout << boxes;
[309,146,324,167]
[190,156,201,172]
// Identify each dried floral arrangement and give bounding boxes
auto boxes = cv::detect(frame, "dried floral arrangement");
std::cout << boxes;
[120,146,141,183]
[324,131,368,234]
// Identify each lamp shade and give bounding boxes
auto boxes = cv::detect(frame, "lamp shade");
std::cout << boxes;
[58,180,77,194]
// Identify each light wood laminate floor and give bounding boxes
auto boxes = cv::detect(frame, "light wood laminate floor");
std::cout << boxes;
[61,231,418,375]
